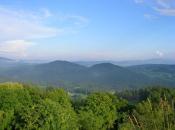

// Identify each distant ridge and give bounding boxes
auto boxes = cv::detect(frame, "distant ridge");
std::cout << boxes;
[75,58,175,66]
[42,60,87,68]
[0,59,175,90]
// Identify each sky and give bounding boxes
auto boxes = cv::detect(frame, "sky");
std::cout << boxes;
[0,0,175,61]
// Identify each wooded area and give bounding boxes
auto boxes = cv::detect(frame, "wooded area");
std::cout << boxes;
[0,82,175,130]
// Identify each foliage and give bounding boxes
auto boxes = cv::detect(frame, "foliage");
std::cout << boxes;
[0,82,175,130]
[119,98,175,130]
[78,92,117,130]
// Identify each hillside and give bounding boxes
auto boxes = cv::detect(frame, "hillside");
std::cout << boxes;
[128,64,175,86]
[0,59,175,89]
[0,61,146,88]
[88,63,151,88]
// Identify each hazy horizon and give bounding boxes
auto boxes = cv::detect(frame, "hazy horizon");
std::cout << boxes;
[0,0,174,61]
[1,56,175,66]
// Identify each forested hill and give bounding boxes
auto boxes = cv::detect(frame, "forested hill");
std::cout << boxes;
[0,60,175,89]
[127,64,175,86]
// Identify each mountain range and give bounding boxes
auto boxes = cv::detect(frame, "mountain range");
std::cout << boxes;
[0,57,175,90]
[75,58,175,66]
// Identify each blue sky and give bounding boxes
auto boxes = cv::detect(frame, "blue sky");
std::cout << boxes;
[0,0,174,61]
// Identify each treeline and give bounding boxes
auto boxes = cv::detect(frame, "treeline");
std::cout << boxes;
[0,82,175,130]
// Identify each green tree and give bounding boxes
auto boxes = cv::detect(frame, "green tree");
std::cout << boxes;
[79,92,117,130]
[119,98,175,130]
[12,88,78,130]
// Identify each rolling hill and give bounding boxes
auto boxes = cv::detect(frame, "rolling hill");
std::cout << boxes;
[128,64,175,86]
[0,59,175,90]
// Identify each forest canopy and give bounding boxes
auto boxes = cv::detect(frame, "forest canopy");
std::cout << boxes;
[0,82,175,130]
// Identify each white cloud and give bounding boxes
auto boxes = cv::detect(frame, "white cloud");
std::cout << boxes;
[135,0,175,16]
[0,40,34,58]
[0,6,61,59]
[156,0,171,8]
[154,0,175,16]
[0,6,89,41]
[156,50,164,57]
[155,8,175,16]
[0,7,62,41]
[0,6,89,59]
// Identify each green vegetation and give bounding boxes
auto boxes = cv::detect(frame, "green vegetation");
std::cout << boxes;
[0,82,175,130]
